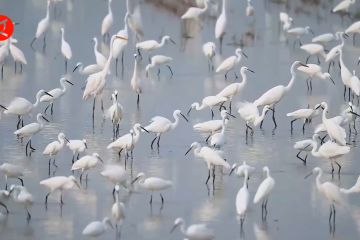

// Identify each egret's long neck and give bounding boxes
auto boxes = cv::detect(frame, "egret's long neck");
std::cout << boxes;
[240,69,247,87]
[33,93,42,108]
[59,137,65,146]
[265,169,270,178]
[60,81,67,93]
[124,14,129,33]
[180,222,187,234]
[108,0,112,15]
[195,102,205,110]
[93,40,98,54]
[339,48,345,68]
[159,37,167,47]
[171,114,180,130]
[258,107,268,122]
[222,0,227,16]
[46,3,50,19]
[315,171,322,191]
[133,127,141,143]
[285,66,297,92]
[102,42,114,75]
[193,145,201,157]
[311,141,320,157]
[201,0,209,13]
[243,171,248,188]
[322,105,328,123]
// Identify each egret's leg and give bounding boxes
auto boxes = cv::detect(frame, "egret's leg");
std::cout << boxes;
[317,55,320,65]
[157,135,161,148]
[344,86,347,100]
[71,155,74,164]
[14,61,17,73]
[219,36,223,55]
[29,140,35,151]
[160,193,164,204]
[18,177,24,186]
[349,87,351,102]
[25,140,30,156]
[52,158,58,167]
[0,65,3,80]
[331,162,335,175]
[149,194,153,204]
[79,172,83,183]
[271,107,277,128]
[30,37,36,49]
[112,187,116,202]
[296,151,306,164]
[17,115,21,129]
[0,201,9,214]
[157,68,160,76]
[224,71,229,80]
[150,136,157,149]
[20,63,22,73]
[65,59,67,73]
[101,99,104,113]
[302,121,306,134]
[327,61,332,73]
[121,51,125,77]
[26,208,31,220]
[44,103,51,114]
[335,161,342,174]
[306,55,310,64]
[354,33,357,46]
[329,205,333,223]
[167,65,173,76]
[77,153,80,160]
[290,119,296,132]
[211,109,214,119]
[92,97,96,121]
[212,166,216,186]
[50,103,54,115]
[137,94,140,106]
[309,79,313,92]
[45,192,51,206]
[43,34,46,51]
[205,134,211,143]
[60,193,64,205]
[354,121,358,135]
[115,58,118,76]
[48,158,51,176]
[205,169,211,184]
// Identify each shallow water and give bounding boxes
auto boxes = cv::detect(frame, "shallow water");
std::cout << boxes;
[1,0,360,239]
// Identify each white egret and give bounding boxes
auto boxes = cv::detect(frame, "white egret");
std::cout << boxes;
[253,166,275,220]
[332,0,355,14]
[101,0,114,41]
[93,37,107,67]
[229,161,255,179]
[112,13,129,76]
[238,102,270,136]
[312,32,338,45]
[71,153,103,183]
[297,63,334,91]
[136,35,175,57]
[131,172,173,204]
[130,53,143,106]
[193,109,234,142]
[0,89,52,129]
[101,165,128,197]
[43,132,69,174]
[181,0,210,20]
[208,117,227,148]
[72,62,102,76]
[9,42,27,73]
[320,102,346,146]
[0,163,25,189]
[40,175,80,207]
[14,113,49,156]
[0,190,10,214]
[144,110,188,149]
[293,134,319,164]
[66,138,87,163]
[215,48,247,80]
[0,40,10,79]
[112,185,126,234]
[105,90,124,139]
[82,217,114,237]
[216,66,254,112]
[40,77,73,115]
[188,95,228,119]
[350,70,360,98]
[185,142,231,185]
[310,140,350,174]
[31,0,50,50]
[215,0,228,53]
[337,33,352,100]
[287,26,314,47]
[279,12,293,31]
[236,169,250,228]
[345,21,360,45]
[127,6,144,41]
[9,185,33,220]
[340,176,360,194]
[300,43,326,64]
[170,217,215,240]
[286,104,322,132]
[246,0,254,17]
[202,42,216,71]
[145,55,173,77]
[253,61,307,128]
[60,27,72,72]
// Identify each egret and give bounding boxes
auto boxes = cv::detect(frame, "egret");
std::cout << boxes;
[325,44,341,72]
[101,0,114,41]
[0,190,10,214]
[310,140,350,174]
[83,35,121,119]
[112,13,129,76]
[300,43,326,64]
[144,110,188,149]
[215,48,248,80]
[320,102,346,146]
[236,169,250,228]
[279,12,293,31]
[105,90,124,139]
[93,37,107,67]
[253,61,307,128]
[107,123,148,161]
[181,0,210,20]
[9,42,27,73]
[127,6,144,41]
[193,109,234,142]
[0,163,25,189]
[0,89,52,129]
[83,217,114,237]
[229,161,255,179]
[72,62,103,76]
[40,77,74,115]
[312,33,337,45]
[131,172,173,204]
[136,35,175,58]
[340,175,360,194]
[112,185,126,234]
[297,63,335,91]
[30,0,50,50]
[66,138,87,163]
[217,66,254,112]
[246,0,254,17]
[14,113,49,156]
[60,28,72,72]
[9,185,33,220]
[71,153,103,183]
[337,33,352,101]
[286,104,322,132]
[345,21,360,45]
[287,26,314,47]
[215,0,228,53]
[130,53,143,106]
[185,142,231,185]
[0,40,10,79]
[253,166,275,220]
[145,55,173,77]
[43,132,70,174]
[170,217,215,240]
[40,175,80,207]
[202,42,216,71]
[188,95,227,119]
[293,134,319,164]
[237,102,270,136]
[332,0,355,14]
[101,165,128,198]
[208,117,227,148]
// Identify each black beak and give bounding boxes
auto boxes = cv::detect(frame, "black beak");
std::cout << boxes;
[309,29,315,35]
[329,76,335,85]
[300,62,308,67]
[42,116,49,122]
[0,104,8,110]
[73,65,79,72]
[229,167,236,176]
[180,113,189,122]
[170,225,178,233]
[226,112,236,118]
[98,156,104,163]
[304,172,313,179]
[131,176,140,185]
[140,126,149,133]
[242,52,248,58]
[187,107,192,116]
[358,59,360,66]
[350,111,360,117]
[85,143,88,149]
[170,38,176,44]
[344,33,349,38]
[247,68,255,73]
[185,146,193,156]
[66,80,74,85]
[65,137,70,143]
[45,92,53,97]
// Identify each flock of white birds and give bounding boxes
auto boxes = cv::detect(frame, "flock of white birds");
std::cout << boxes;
[1,0,360,239]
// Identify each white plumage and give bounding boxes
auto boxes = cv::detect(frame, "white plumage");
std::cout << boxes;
[101,0,114,37]
[171,217,215,240]
[82,217,113,237]
[253,167,275,206]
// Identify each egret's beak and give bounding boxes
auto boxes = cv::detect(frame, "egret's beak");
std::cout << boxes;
[64,137,70,143]
[247,68,255,73]
[108,221,114,229]
[97,156,104,163]
[242,52,248,58]
[131,176,141,185]
[229,166,236,176]
[14,22,20,26]
[170,224,178,233]
[300,63,308,68]
[72,64,80,72]
[226,112,236,118]
[309,29,315,35]
[304,172,313,179]
[185,146,193,156]
[315,105,322,110]
[116,35,128,41]
[329,76,335,85]
[358,58,360,66]
[84,143,88,149]
[180,113,189,122]
[344,33,349,38]
[74,180,81,189]
[187,107,192,116]
[66,80,74,85]
[140,126,149,133]
[0,104,8,110]
[42,116,49,122]
[350,111,360,117]
[45,92,53,97]
[170,38,176,45]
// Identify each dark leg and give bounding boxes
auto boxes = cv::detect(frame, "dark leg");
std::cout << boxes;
[18,177,24,186]
[150,136,157,149]
[14,61,17,73]
[306,55,310,63]
[219,36,223,54]
[115,58,118,76]
[160,193,164,204]
[45,192,51,206]
[50,103,54,115]
[30,37,36,49]
[92,97,96,121]
[167,65,173,76]
[211,109,214,119]
[335,161,342,174]
[65,59,67,73]
[0,202,9,214]
[60,193,64,205]
[156,135,161,148]
[149,194,153,204]
[271,107,277,128]
[137,94,140,106]
[290,119,296,132]
[296,151,307,164]
[344,86,347,100]
[121,51,124,77]
[212,166,216,186]
[205,169,211,184]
